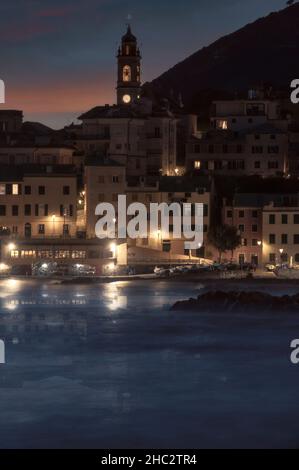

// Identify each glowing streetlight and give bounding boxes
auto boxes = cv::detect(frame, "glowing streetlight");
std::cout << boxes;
[0,263,9,272]
[257,241,262,247]
[110,243,117,258]
[8,243,16,251]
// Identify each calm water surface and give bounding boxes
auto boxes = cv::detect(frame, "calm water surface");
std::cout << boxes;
[0,278,299,449]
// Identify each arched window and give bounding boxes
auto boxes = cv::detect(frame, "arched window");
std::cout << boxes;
[123,65,131,82]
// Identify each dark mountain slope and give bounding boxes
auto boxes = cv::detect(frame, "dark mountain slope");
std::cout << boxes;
[144,4,299,112]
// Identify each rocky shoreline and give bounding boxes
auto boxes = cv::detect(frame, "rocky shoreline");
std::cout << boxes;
[171,291,299,313]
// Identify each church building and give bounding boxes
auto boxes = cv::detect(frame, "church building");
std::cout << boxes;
[77,25,179,177]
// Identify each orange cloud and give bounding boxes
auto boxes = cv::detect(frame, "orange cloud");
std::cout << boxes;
[2,81,115,113]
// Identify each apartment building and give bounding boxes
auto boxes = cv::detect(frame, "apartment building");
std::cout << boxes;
[187,124,288,177]
[126,176,211,261]
[85,156,212,263]
[262,198,299,266]
[223,194,264,265]
[0,165,77,239]
[0,164,122,274]
[210,96,287,132]
[84,156,127,239]
[223,192,299,266]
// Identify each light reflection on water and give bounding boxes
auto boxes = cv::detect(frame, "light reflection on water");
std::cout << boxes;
[1,279,299,448]
[0,280,198,313]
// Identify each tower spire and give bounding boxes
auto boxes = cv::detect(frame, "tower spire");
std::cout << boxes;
[116,24,141,105]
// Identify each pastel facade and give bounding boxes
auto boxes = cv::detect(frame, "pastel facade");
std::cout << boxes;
[223,194,263,265]
[262,201,299,266]
[0,165,77,239]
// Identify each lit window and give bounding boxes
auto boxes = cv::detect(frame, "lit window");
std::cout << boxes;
[0,184,5,195]
[12,184,19,195]
[217,120,228,130]
[123,65,131,82]
[194,161,201,169]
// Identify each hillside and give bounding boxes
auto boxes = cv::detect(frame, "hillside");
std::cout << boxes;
[144,4,299,113]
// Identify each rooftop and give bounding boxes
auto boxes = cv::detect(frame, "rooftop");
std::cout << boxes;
[159,176,211,193]
[85,155,125,167]
[0,164,77,181]
[78,105,145,120]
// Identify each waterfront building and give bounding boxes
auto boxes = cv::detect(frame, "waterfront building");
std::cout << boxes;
[223,191,299,267]
[223,194,264,265]
[84,156,212,263]
[262,197,299,266]
[0,164,78,239]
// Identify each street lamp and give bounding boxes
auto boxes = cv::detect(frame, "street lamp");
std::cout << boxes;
[279,248,284,266]
[257,241,262,247]
[110,243,117,258]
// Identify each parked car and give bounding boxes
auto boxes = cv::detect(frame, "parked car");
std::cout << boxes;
[265,264,276,272]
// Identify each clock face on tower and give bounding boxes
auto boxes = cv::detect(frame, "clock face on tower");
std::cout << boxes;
[123,94,131,104]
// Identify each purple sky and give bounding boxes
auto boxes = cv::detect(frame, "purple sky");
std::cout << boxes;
[0,0,286,128]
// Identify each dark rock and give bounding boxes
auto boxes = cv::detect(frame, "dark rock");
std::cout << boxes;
[171,291,299,313]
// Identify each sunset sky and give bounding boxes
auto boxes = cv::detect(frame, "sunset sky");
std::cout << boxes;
[0,0,285,128]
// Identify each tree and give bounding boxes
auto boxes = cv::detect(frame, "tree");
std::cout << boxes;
[208,224,241,263]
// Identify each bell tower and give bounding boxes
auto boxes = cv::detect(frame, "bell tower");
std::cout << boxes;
[117,25,141,105]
